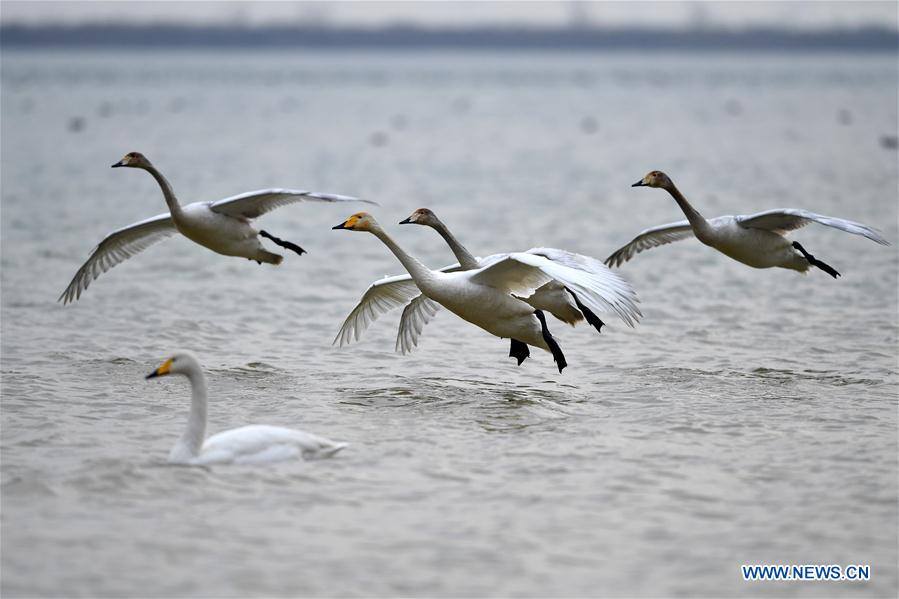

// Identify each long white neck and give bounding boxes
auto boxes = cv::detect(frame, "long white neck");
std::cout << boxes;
[664,181,712,238]
[430,218,480,270]
[369,224,439,291]
[143,164,184,221]
[169,365,207,462]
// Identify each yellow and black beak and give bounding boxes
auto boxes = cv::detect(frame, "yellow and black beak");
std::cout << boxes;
[146,357,173,379]
[631,179,646,187]
[332,215,359,230]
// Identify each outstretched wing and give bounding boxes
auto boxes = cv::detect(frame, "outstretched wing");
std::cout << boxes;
[335,262,465,348]
[604,220,695,267]
[470,252,642,327]
[59,213,177,304]
[395,295,442,355]
[736,209,890,244]
[209,189,373,220]
[333,274,424,348]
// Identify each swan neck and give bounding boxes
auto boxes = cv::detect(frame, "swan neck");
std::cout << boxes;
[370,226,437,288]
[179,367,208,458]
[665,182,709,233]
[432,219,479,269]
[145,164,183,219]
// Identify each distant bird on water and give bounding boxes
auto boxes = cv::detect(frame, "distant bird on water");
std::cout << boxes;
[59,151,370,304]
[605,170,890,276]
[146,350,347,465]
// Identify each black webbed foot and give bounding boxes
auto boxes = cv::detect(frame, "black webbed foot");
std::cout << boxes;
[260,230,306,257]
[565,286,605,333]
[509,339,530,366]
[535,310,567,373]
[793,241,840,279]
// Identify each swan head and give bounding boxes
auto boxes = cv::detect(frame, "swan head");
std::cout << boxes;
[146,350,201,379]
[398,208,440,227]
[112,151,153,169]
[332,212,377,232]
[632,170,673,189]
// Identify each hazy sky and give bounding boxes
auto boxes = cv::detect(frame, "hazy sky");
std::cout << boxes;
[2,0,896,30]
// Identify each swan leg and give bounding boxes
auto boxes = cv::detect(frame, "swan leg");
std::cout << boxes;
[564,287,605,334]
[509,339,530,366]
[259,230,306,257]
[534,310,567,373]
[792,241,840,279]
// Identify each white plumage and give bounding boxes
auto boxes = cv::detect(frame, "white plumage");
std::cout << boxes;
[606,171,889,275]
[333,212,641,372]
[336,208,641,355]
[146,351,347,466]
[59,152,370,304]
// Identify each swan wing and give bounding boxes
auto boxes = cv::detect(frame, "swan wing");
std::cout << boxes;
[58,213,177,304]
[467,253,556,296]
[335,262,465,348]
[334,274,425,347]
[525,247,642,326]
[209,188,372,220]
[604,220,695,267]
[200,425,347,464]
[395,294,442,354]
[470,252,641,326]
[736,209,890,244]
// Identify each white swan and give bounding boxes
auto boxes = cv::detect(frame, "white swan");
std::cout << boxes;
[606,170,890,276]
[333,212,641,372]
[335,208,641,355]
[59,151,371,304]
[146,350,347,465]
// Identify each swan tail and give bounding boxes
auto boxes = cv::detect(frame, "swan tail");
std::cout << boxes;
[311,442,348,459]
[255,249,283,265]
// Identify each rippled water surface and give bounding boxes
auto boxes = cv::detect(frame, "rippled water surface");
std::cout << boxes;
[2,50,897,597]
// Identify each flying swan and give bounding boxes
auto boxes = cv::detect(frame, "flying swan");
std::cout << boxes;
[606,170,890,276]
[333,212,641,372]
[146,350,347,465]
[59,152,371,304]
[335,208,641,355]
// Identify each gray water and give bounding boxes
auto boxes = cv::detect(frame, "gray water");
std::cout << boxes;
[1,50,897,598]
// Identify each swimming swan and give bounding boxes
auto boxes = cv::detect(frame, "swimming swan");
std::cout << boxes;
[335,208,641,355]
[59,152,370,304]
[146,350,347,465]
[333,212,640,372]
[605,171,890,276]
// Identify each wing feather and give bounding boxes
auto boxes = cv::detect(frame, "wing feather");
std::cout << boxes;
[470,252,642,327]
[58,213,177,304]
[335,262,465,348]
[395,295,442,355]
[604,220,695,267]
[209,188,374,220]
[736,208,890,244]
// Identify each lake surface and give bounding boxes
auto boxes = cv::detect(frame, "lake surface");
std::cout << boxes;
[1,50,897,597]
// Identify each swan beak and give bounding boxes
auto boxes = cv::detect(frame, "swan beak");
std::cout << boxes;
[398,217,412,224]
[111,160,125,168]
[631,180,646,187]
[333,214,360,230]
[145,357,173,379]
